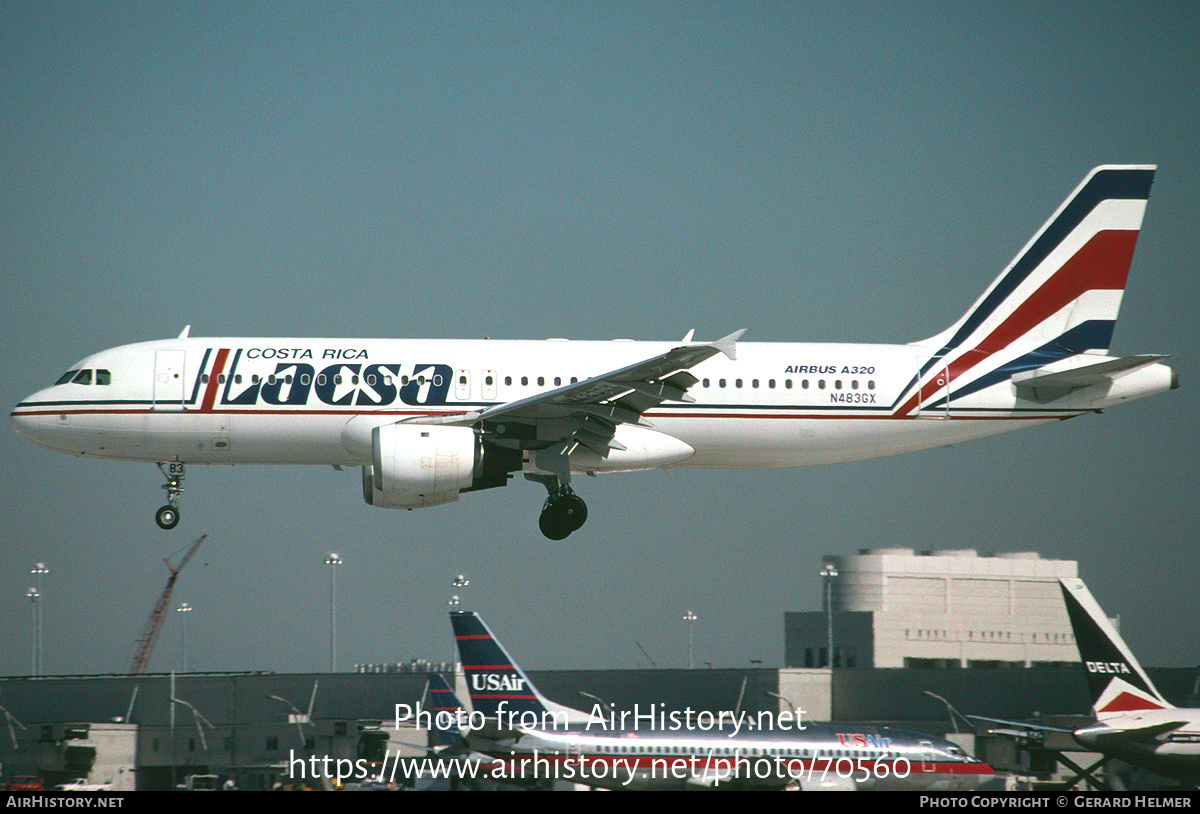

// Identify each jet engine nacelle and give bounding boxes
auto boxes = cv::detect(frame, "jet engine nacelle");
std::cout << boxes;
[363,424,480,509]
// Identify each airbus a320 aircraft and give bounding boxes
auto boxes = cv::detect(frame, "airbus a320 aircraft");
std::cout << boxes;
[10,166,1176,538]
[444,609,994,790]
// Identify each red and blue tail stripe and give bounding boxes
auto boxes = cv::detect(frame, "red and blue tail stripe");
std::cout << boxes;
[451,610,551,719]
[899,165,1155,415]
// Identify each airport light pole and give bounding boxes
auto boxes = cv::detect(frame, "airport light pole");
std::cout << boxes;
[683,610,697,669]
[325,553,342,672]
[30,562,48,676]
[448,594,463,666]
[176,602,193,672]
[450,575,469,667]
[820,563,838,668]
[26,587,39,676]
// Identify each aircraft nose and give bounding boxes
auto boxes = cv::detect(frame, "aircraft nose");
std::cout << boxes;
[11,404,45,446]
[11,392,62,451]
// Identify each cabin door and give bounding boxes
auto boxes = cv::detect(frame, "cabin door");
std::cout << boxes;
[916,357,951,418]
[153,350,186,411]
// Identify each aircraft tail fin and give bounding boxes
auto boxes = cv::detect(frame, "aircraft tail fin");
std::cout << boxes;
[450,610,586,724]
[426,673,468,748]
[907,166,1156,408]
[1059,578,1173,720]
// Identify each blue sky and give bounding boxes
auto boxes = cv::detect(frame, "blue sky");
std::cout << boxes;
[3,2,1198,679]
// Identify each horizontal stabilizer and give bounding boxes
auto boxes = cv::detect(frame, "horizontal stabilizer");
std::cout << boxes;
[1013,355,1170,391]
[1075,719,1187,745]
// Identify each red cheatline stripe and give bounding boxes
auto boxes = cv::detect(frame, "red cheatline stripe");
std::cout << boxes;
[11,404,1071,423]
[486,755,992,775]
[201,348,230,412]
[455,634,492,640]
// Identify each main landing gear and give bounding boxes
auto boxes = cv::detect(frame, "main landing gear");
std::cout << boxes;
[155,461,185,530]
[529,474,588,541]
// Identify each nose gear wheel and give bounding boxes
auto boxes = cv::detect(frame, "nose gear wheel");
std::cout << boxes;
[155,461,186,530]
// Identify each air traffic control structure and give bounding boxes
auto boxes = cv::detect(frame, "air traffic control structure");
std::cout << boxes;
[785,549,1080,670]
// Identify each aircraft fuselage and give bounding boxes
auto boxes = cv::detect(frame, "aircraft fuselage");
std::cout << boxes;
[9,335,1174,469]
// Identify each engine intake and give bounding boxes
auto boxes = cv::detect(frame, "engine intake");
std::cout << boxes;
[364,424,479,509]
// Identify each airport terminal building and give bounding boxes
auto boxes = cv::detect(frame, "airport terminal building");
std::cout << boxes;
[785,549,1080,669]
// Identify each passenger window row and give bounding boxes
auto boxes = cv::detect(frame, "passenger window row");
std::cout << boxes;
[701,377,876,391]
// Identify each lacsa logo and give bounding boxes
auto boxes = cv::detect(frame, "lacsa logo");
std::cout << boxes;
[219,354,453,407]
[1085,661,1131,674]
[470,673,527,692]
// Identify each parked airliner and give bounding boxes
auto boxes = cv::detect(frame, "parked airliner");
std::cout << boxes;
[1060,578,1200,787]
[973,580,1200,789]
[445,608,995,790]
[11,166,1176,538]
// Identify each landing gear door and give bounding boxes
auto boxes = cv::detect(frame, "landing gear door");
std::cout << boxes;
[916,357,950,419]
[153,350,186,411]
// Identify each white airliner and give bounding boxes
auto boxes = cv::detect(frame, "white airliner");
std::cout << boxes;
[1059,578,1200,787]
[10,165,1176,538]
[973,581,1200,789]
[443,609,994,790]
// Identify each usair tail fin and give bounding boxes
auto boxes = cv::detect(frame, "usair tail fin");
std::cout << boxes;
[1059,578,1173,721]
[450,610,588,725]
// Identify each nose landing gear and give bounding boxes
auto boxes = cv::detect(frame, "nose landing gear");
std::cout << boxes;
[155,461,185,529]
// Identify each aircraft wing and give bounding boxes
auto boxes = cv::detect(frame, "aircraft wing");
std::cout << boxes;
[408,330,744,458]
[967,715,1074,745]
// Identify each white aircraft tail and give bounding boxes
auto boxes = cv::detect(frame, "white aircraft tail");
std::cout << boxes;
[1059,578,1173,721]
[902,165,1157,413]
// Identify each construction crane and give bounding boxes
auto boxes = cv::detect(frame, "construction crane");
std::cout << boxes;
[129,534,206,675]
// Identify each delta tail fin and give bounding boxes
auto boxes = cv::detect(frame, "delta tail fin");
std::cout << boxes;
[902,165,1162,413]
[450,610,588,725]
[1059,578,1173,720]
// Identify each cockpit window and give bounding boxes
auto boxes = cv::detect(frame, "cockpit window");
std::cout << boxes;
[56,370,80,385]
[71,369,93,385]
[96,369,111,385]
